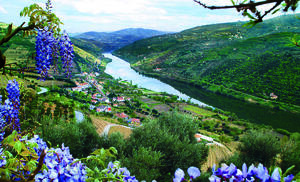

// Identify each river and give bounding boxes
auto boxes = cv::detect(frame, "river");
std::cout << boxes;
[104,53,300,132]
[104,53,207,106]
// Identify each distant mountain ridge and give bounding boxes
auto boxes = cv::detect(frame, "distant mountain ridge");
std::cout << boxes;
[115,14,300,106]
[74,28,168,52]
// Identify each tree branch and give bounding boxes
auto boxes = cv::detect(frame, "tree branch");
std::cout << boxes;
[26,150,46,182]
[193,0,282,10]
[258,1,282,21]
[0,22,36,46]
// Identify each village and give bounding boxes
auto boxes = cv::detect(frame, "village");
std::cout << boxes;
[61,69,248,148]
[67,69,183,128]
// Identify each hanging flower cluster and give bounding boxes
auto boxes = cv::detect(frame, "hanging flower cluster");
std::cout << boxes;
[35,29,56,81]
[58,31,74,78]
[27,135,87,182]
[0,79,21,136]
[35,29,74,80]
[0,95,5,142]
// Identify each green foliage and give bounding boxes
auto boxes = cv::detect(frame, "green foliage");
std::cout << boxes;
[238,130,281,167]
[20,3,62,36]
[280,134,300,174]
[122,147,163,181]
[81,147,117,170]
[115,14,300,105]
[126,112,208,181]
[158,111,199,142]
[0,131,46,181]
[71,38,102,57]
[38,116,101,158]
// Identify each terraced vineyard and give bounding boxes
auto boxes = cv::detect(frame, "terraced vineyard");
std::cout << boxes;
[91,115,111,135]
[108,126,132,138]
[202,142,238,171]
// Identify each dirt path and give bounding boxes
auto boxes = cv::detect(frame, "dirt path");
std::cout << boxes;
[90,115,132,138]
[90,115,111,135]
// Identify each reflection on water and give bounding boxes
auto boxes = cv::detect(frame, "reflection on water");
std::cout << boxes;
[104,53,206,106]
[160,78,300,132]
[104,53,300,132]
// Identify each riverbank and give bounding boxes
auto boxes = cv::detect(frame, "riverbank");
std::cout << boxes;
[131,66,300,114]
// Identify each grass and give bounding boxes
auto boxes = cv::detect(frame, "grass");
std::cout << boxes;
[90,115,112,135]
[73,46,100,64]
[184,104,228,120]
[37,80,73,87]
[108,126,132,139]
[202,141,238,171]
[0,75,32,88]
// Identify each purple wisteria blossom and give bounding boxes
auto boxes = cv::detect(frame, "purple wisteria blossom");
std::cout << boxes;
[0,80,21,133]
[173,167,201,182]
[107,161,138,182]
[35,28,56,81]
[27,136,87,182]
[58,31,74,78]
[210,163,295,182]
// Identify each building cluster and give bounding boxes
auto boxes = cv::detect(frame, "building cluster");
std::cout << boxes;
[69,71,141,128]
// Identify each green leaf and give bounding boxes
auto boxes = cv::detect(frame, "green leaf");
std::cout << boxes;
[272,8,281,15]
[283,165,295,176]
[26,160,37,171]
[242,11,255,19]
[3,130,17,145]
[231,0,235,5]
[14,141,22,154]
[109,147,118,155]
[4,151,13,158]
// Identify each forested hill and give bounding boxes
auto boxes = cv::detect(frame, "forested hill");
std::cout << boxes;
[74,28,168,52]
[114,14,300,106]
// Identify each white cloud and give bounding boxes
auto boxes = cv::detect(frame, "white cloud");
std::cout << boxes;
[52,0,297,32]
[57,0,166,15]
[0,5,8,14]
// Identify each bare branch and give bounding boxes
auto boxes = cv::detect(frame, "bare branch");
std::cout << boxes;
[193,0,282,10]
[258,1,282,21]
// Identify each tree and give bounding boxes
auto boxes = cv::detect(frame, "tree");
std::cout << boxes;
[193,0,299,25]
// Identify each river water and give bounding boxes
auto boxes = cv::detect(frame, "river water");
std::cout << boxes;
[104,53,207,106]
[104,53,300,132]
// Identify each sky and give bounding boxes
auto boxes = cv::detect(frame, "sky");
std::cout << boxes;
[0,0,299,33]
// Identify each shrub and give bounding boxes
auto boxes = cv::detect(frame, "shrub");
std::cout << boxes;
[122,147,163,181]
[38,116,101,158]
[238,129,281,167]
[126,112,208,181]
[280,137,300,174]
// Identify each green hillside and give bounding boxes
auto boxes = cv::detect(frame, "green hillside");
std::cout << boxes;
[115,14,300,106]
